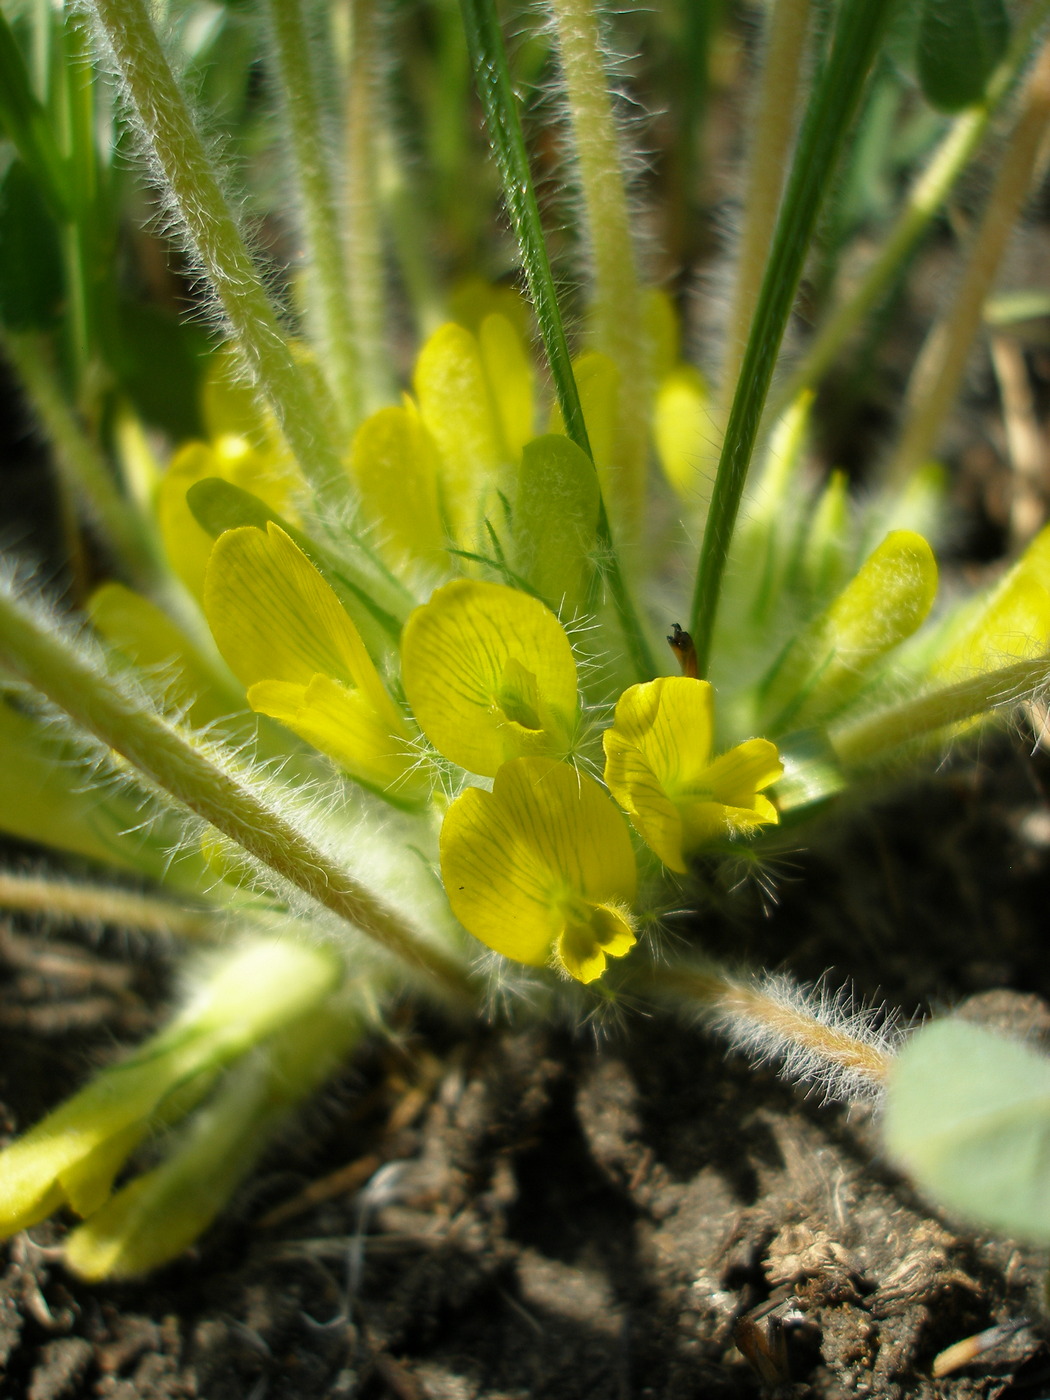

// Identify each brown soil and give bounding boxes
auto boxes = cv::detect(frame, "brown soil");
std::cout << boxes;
[2,748,1050,1400]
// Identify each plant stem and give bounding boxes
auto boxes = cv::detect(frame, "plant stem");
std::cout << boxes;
[688,0,895,677]
[266,0,361,433]
[722,0,811,405]
[884,38,1050,489]
[0,583,476,1004]
[86,0,347,498]
[830,656,1050,767]
[774,0,1050,418]
[345,0,395,413]
[546,0,647,540]
[459,0,658,681]
[0,872,217,939]
[643,963,894,1097]
[3,329,162,587]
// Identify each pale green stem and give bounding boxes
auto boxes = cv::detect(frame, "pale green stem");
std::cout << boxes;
[378,125,446,340]
[86,0,347,498]
[0,871,217,939]
[546,0,647,543]
[885,39,1050,488]
[0,585,476,1004]
[642,963,894,1091]
[775,0,1050,418]
[3,329,161,587]
[722,0,811,405]
[345,0,395,413]
[830,657,1050,767]
[266,0,361,433]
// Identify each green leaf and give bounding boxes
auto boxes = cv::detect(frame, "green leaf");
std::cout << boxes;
[514,434,600,616]
[884,1019,1050,1243]
[917,0,1009,112]
[0,161,64,331]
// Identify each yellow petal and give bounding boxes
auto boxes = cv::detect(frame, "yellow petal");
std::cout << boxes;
[88,582,239,726]
[654,364,710,504]
[933,573,1050,683]
[347,402,446,569]
[439,757,637,976]
[602,728,687,873]
[703,738,784,808]
[608,677,715,795]
[479,312,534,461]
[401,580,578,776]
[249,675,424,798]
[556,903,637,984]
[414,322,503,545]
[158,436,301,600]
[205,522,399,729]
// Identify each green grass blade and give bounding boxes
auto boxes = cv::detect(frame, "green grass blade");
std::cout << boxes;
[688,0,897,677]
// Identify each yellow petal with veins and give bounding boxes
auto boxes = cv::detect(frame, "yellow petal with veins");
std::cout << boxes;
[440,757,637,981]
[402,580,578,776]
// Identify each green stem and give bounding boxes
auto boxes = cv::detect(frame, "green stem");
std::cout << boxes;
[0,583,476,1004]
[345,0,395,413]
[722,0,811,404]
[266,0,361,433]
[884,38,1050,488]
[3,329,162,586]
[775,0,1050,418]
[86,0,347,498]
[459,0,658,681]
[688,0,895,676]
[830,657,1050,767]
[546,0,646,540]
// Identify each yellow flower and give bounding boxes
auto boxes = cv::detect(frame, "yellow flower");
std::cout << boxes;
[440,757,637,983]
[204,522,426,800]
[603,677,783,873]
[158,434,302,602]
[401,579,579,776]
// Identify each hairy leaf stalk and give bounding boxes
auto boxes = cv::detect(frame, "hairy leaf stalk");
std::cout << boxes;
[86,0,347,497]
[0,584,476,1002]
[266,0,361,432]
[546,0,647,540]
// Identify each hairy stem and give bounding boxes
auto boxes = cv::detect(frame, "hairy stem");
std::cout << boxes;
[885,38,1050,488]
[0,872,217,939]
[546,0,647,540]
[0,583,475,1003]
[831,657,1050,767]
[86,0,346,498]
[644,963,894,1097]
[722,0,811,404]
[345,0,395,413]
[689,0,895,676]
[459,0,658,680]
[266,0,361,432]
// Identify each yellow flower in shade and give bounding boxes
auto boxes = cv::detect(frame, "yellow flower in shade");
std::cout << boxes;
[440,757,637,983]
[401,580,578,777]
[158,435,302,602]
[603,677,783,874]
[204,522,426,801]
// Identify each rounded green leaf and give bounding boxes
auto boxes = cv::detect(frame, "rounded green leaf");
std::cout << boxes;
[884,1019,1050,1243]
[917,0,1009,112]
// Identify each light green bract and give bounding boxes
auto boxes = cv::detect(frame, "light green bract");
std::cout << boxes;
[883,1019,1050,1243]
